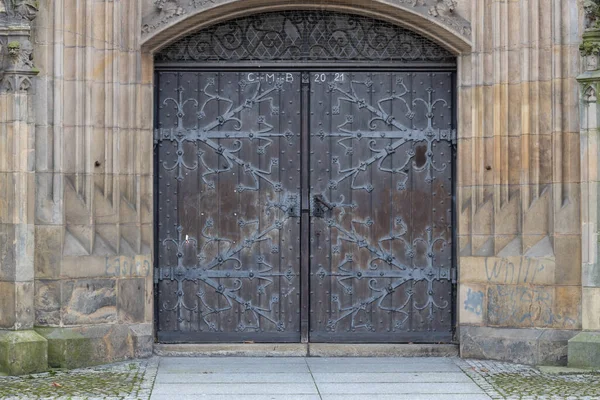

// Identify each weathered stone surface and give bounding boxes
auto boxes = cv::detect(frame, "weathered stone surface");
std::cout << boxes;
[582,287,600,330]
[14,281,34,330]
[35,327,92,369]
[460,326,578,366]
[583,262,600,287]
[118,278,146,323]
[34,280,60,326]
[554,235,582,285]
[460,326,539,365]
[460,257,556,285]
[61,280,117,325]
[129,324,154,359]
[34,226,62,279]
[309,344,459,358]
[486,285,581,330]
[36,324,153,369]
[538,330,581,366]
[459,283,485,325]
[568,332,600,368]
[0,281,15,328]
[0,223,15,281]
[0,330,47,375]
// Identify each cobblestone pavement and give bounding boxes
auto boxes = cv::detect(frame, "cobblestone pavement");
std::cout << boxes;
[0,357,159,400]
[456,358,600,399]
[1,357,600,399]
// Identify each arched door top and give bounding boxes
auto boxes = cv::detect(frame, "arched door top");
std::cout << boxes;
[154,11,456,66]
[142,1,471,55]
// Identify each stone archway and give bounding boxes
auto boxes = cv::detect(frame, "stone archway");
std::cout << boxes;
[140,0,472,54]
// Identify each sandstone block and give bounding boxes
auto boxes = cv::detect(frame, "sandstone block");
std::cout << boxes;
[568,332,600,369]
[460,326,578,366]
[0,281,15,329]
[118,278,146,323]
[0,330,47,375]
[459,283,485,325]
[35,327,92,369]
[582,287,600,330]
[34,280,60,326]
[61,279,117,325]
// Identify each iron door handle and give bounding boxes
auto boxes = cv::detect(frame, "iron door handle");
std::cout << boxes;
[312,194,334,218]
[313,194,334,210]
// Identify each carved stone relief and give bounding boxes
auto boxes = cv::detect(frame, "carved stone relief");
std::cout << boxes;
[584,0,600,30]
[581,1,600,72]
[429,0,457,18]
[0,0,38,21]
[0,0,38,92]
[141,0,471,42]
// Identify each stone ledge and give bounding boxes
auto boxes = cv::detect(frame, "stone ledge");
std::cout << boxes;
[568,332,600,369]
[308,343,459,358]
[154,343,307,357]
[460,326,580,366]
[154,343,459,358]
[35,323,152,369]
[0,330,47,375]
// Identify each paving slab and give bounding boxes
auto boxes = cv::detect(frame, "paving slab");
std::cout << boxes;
[307,356,458,364]
[307,363,461,373]
[316,382,485,394]
[151,396,321,400]
[311,372,473,383]
[155,372,314,383]
[159,356,307,366]
[150,382,319,396]
[158,365,311,374]
[321,395,491,400]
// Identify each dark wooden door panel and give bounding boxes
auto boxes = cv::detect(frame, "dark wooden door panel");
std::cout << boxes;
[155,70,455,344]
[308,72,454,343]
[156,71,302,342]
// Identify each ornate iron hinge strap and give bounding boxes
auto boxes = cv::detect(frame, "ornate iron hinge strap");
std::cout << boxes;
[155,77,296,189]
[317,77,454,192]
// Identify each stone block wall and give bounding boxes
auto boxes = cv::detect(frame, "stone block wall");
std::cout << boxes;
[579,63,600,334]
[31,0,153,367]
[455,0,584,364]
[0,85,36,332]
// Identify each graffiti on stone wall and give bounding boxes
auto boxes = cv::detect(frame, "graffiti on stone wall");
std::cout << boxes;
[487,285,579,329]
[105,256,151,278]
[485,257,547,285]
[464,288,484,316]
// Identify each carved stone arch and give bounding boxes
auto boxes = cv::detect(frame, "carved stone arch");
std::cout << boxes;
[141,0,472,55]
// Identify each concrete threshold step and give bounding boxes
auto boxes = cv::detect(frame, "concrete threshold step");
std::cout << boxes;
[154,343,459,357]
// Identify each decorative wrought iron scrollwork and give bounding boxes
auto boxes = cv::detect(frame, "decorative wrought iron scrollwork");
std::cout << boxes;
[319,76,454,192]
[310,71,454,337]
[160,193,299,332]
[315,201,451,331]
[156,71,301,338]
[156,76,296,187]
[155,11,455,64]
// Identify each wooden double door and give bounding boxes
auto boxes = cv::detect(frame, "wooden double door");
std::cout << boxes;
[155,70,455,343]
